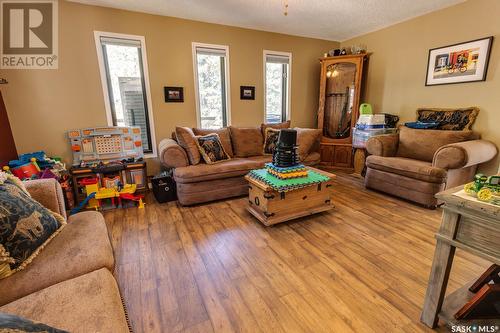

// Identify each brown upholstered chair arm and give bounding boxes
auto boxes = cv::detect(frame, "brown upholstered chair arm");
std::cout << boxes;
[158,138,189,168]
[365,134,399,157]
[433,140,498,169]
[25,178,67,219]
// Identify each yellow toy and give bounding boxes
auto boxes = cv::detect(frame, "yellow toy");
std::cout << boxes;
[77,177,143,211]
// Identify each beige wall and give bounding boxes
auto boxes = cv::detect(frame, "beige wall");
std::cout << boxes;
[1,0,336,174]
[342,0,500,174]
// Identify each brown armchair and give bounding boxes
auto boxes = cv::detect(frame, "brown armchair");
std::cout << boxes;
[364,126,498,207]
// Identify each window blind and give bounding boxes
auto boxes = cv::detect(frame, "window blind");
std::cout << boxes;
[100,36,142,48]
[266,54,290,64]
[195,46,227,57]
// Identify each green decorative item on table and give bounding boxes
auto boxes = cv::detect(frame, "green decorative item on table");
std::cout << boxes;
[464,173,500,205]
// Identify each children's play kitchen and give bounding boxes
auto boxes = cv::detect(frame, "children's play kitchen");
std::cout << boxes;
[68,126,148,212]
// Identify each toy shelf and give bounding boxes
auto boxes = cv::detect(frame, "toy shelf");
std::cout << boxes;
[70,161,147,208]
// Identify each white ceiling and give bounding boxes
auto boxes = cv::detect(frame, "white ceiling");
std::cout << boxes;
[69,0,465,41]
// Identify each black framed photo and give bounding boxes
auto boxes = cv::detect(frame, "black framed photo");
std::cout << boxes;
[164,87,184,102]
[425,36,493,86]
[240,86,255,100]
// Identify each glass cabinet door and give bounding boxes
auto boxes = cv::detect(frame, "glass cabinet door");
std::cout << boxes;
[323,62,356,139]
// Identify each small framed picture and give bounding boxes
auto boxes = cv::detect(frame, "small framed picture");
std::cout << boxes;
[164,87,184,102]
[240,86,255,100]
[425,36,493,86]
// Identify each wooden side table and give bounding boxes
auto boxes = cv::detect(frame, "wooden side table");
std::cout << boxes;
[420,186,500,328]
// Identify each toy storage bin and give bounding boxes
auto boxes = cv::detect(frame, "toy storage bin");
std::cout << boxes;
[152,171,176,203]
[352,128,398,149]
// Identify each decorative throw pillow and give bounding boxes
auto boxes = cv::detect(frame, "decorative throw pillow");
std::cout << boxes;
[0,173,66,279]
[263,128,280,155]
[0,312,69,333]
[261,120,291,137]
[416,107,479,131]
[295,128,322,161]
[196,134,231,164]
[193,127,234,157]
[229,127,264,157]
[175,127,201,165]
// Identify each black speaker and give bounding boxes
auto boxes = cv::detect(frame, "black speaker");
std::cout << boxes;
[152,172,176,203]
[273,129,300,168]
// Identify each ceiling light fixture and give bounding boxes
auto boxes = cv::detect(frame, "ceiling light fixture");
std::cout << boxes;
[283,0,288,16]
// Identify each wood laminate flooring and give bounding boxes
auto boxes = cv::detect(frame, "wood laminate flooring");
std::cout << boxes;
[103,174,489,333]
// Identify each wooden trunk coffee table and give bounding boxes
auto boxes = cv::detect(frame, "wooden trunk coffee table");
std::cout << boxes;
[245,167,335,226]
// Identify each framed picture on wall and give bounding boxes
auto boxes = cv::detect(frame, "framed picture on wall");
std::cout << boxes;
[164,87,184,102]
[425,36,493,86]
[240,86,255,100]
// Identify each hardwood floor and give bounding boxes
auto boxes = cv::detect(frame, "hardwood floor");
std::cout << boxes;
[103,174,489,333]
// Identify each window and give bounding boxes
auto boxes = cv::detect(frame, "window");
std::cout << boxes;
[192,43,230,129]
[264,51,291,123]
[94,32,156,156]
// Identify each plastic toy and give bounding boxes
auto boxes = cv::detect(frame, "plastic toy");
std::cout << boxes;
[7,151,67,180]
[464,174,500,205]
[9,158,40,180]
[119,193,145,209]
[70,192,96,215]
[359,103,373,115]
[75,175,144,213]
[67,126,144,166]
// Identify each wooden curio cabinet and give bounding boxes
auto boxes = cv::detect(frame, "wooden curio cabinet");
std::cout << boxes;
[317,53,368,170]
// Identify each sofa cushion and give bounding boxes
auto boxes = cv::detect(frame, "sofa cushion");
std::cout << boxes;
[0,211,114,306]
[177,177,249,206]
[196,133,231,164]
[175,127,201,165]
[229,127,264,157]
[366,155,447,184]
[396,126,479,162]
[174,156,271,183]
[0,173,66,279]
[0,268,129,333]
[193,127,234,157]
[261,121,291,136]
[302,152,321,166]
[295,128,322,161]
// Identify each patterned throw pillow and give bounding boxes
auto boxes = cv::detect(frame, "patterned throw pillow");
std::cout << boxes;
[0,312,68,333]
[416,107,479,131]
[196,134,231,164]
[0,172,66,279]
[263,128,280,155]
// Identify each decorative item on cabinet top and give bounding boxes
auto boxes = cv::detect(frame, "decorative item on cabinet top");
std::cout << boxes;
[317,53,370,171]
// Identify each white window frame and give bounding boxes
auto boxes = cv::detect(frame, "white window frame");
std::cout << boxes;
[192,42,231,128]
[94,31,157,158]
[263,50,292,123]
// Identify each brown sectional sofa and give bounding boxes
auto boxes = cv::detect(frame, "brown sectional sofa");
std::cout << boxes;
[0,179,129,332]
[159,125,321,205]
[364,126,498,207]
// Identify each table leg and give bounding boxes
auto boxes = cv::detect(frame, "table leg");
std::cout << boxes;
[421,210,460,328]
[420,241,456,327]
